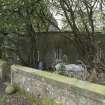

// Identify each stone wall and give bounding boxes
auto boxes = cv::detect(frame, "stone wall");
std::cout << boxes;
[11,65,105,105]
[37,32,79,65]
[0,60,10,81]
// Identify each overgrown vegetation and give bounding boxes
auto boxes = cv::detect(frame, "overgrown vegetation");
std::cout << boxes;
[0,0,105,74]
[47,0,105,74]
[0,84,62,105]
[0,0,58,67]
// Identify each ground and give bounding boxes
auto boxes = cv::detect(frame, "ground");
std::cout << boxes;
[0,80,34,105]
[0,80,56,105]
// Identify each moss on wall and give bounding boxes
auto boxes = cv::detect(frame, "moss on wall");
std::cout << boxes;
[11,65,105,97]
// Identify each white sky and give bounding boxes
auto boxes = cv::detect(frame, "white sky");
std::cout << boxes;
[54,14,63,29]
[50,8,63,29]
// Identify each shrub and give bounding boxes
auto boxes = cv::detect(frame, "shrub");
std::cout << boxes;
[5,84,16,95]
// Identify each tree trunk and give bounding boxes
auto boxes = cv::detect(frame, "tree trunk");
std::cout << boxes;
[26,23,38,68]
[73,33,100,70]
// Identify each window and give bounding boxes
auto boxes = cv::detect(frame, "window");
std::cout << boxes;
[55,48,62,60]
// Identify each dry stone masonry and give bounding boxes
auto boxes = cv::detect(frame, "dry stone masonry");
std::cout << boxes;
[11,65,105,105]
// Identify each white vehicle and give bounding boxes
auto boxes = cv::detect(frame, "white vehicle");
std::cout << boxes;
[55,63,86,72]
[55,62,88,80]
[64,64,85,72]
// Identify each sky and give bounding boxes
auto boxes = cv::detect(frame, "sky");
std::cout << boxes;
[50,7,63,29]
[54,14,63,29]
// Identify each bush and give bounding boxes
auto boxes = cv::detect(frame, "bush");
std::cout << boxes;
[5,84,16,95]
[57,63,66,75]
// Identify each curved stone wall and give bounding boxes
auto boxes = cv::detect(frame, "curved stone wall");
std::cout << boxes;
[11,65,105,105]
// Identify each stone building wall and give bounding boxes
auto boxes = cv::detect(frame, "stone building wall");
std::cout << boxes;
[2,32,105,67]
[11,65,105,105]
[37,32,79,66]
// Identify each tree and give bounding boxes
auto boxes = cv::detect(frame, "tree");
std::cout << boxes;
[0,0,57,67]
[49,0,105,72]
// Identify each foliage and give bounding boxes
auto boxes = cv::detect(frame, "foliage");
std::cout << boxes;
[0,0,55,67]
[5,84,16,94]
[56,63,66,75]
[0,0,50,32]
[48,0,105,71]
[16,86,62,105]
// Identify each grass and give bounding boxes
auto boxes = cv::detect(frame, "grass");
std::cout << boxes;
[0,84,62,105]
[13,85,62,105]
